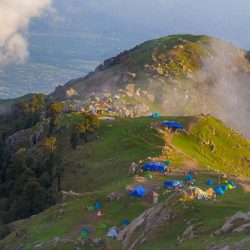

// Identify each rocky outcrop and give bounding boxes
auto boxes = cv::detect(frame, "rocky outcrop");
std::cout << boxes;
[6,130,29,150]
[208,237,250,250]
[215,211,250,235]
[117,201,174,249]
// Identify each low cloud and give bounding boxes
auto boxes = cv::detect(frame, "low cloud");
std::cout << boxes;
[197,39,250,137]
[0,0,52,65]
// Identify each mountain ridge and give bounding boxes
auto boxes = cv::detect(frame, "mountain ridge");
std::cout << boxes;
[49,34,250,137]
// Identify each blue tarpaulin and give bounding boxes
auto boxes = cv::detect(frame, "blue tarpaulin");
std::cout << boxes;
[214,186,224,195]
[164,121,184,130]
[144,162,166,172]
[150,113,161,118]
[164,180,183,189]
[130,185,146,197]
[206,180,215,185]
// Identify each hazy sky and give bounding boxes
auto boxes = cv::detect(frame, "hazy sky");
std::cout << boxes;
[42,0,250,48]
[1,0,250,66]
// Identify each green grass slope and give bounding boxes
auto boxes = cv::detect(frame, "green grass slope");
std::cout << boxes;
[1,115,250,250]
[173,115,250,176]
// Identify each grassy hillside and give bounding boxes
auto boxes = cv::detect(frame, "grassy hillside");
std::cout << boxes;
[1,115,250,249]
[173,115,250,176]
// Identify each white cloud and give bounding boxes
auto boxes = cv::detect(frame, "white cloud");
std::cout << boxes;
[0,0,52,65]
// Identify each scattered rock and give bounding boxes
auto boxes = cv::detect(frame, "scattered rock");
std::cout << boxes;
[215,211,250,235]
[106,192,124,202]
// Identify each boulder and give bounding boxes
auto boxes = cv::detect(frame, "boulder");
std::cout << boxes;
[125,84,135,94]
[117,201,174,249]
[106,192,124,202]
[66,88,78,98]
[215,211,250,235]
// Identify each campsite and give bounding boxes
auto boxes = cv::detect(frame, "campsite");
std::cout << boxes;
[1,114,249,250]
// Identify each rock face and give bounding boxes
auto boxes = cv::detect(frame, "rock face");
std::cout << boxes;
[215,211,250,235]
[117,201,174,249]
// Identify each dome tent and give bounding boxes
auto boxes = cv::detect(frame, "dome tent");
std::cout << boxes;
[145,172,152,179]
[121,220,130,226]
[81,228,90,238]
[150,113,161,118]
[185,174,193,182]
[130,185,146,197]
[221,185,228,191]
[93,202,102,209]
[107,227,118,238]
[228,181,236,188]
[214,186,224,195]
[205,180,215,185]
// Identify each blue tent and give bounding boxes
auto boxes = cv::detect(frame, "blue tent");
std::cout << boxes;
[164,180,183,189]
[144,162,166,172]
[130,185,146,197]
[107,228,118,238]
[221,185,228,191]
[164,121,184,130]
[121,220,130,226]
[214,186,224,195]
[206,180,215,185]
[93,202,102,209]
[150,113,161,118]
[165,160,171,166]
[81,227,90,234]
[185,174,193,182]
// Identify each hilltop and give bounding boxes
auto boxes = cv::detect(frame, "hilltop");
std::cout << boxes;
[50,34,250,137]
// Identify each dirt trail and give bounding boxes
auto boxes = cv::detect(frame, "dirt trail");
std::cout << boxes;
[127,129,201,191]
[235,176,250,192]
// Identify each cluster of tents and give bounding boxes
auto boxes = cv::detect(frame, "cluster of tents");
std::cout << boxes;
[129,165,237,202]
[212,180,236,195]
[180,177,237,201]
[80,201,130,240]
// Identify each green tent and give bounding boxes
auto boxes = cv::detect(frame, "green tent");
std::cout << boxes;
[81,231,89,238]
[98,223,107,229]
[145,173,152,179]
